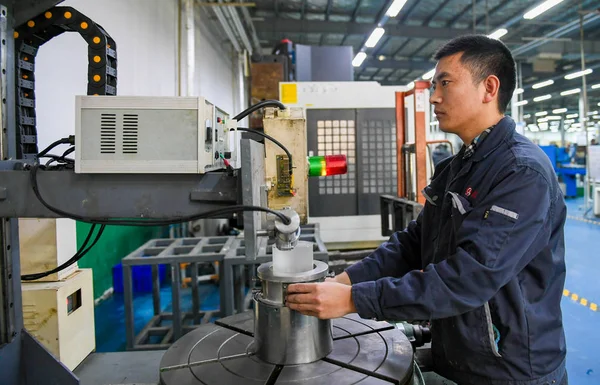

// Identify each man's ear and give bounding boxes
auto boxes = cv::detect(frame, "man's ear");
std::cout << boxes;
[483,75,500,105]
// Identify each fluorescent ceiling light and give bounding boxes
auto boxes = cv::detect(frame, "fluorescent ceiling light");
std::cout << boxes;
[594,115,600,120]
[539,122,549,130]
[533,94,552,102]
[523,114,531,119]
[422,68,435,80]
[553,108,568,114]
[564,119,575,124]
[592,84,600,89]
[564,68,593,80]
[386,0,408,17]
[488,28,508,40]
[514,88,524,95]
[547,116,562,120]
[532,79,554,89]
[566,113,578,118]
[523,0,564,20]
[378,55,386,61]
[538,117,549,123]
[535,111,548,116]
[406,81,415,89]
[352,52,367,67]
[515,100,529,106]
[365,28,385,48]
[560,88,581,96]
[588,110,599,115]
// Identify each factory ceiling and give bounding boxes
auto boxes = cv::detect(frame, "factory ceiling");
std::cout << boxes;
[248,0,600,122]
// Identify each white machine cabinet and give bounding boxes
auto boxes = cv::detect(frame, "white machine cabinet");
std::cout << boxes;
[280,82,407,247]
[76,96,237,174]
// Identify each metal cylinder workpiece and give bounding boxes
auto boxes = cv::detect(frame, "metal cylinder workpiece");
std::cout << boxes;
[253,298,333,365]
[253,260,332,365]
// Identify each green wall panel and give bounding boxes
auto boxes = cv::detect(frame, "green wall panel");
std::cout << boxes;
[76,222,166,299]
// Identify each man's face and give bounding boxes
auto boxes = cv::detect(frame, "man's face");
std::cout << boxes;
[429,52,486,137]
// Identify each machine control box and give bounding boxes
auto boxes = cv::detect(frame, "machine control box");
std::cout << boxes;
[75,96,237,174]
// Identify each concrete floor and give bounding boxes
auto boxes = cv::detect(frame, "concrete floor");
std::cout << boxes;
[90,200,600,383]
[561,197,600,385]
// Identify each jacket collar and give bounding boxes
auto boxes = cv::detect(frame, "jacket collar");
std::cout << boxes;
[470,116,515,162]
[424,116,515,197]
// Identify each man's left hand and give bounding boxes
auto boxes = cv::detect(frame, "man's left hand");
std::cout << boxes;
[286,282,357,319]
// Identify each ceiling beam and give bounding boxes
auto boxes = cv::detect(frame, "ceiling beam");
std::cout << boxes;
[369,68,382,81]
[391,39,412,58]
[382,68,399,83]
[446,0,484,28]
[325,0,333,21]
[410,39,433,58]
[351,0,364,22]
[423,0,454,26]
[398,0,421,24]
[300,0,307,20]
[254,18,468,39]
[474,0,511,26]
[372,36,392,57]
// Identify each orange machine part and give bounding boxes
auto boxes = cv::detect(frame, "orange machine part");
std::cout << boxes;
[395,81,430,205]
[413,81,429,206]
[395,91,406,198]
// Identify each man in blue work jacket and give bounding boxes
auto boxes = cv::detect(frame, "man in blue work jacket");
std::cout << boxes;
[286,35,568,385]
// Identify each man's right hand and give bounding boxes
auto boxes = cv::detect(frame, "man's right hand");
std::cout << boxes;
[325,271,351,285]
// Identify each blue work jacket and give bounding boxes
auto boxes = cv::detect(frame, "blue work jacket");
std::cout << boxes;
[346,116,567,385]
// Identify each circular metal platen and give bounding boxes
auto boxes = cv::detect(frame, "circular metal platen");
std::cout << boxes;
[160,312,415,385]
[257,260,329,283]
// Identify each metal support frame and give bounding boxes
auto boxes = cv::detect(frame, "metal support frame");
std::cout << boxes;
[242,138,266,260]
[0,2,85,383]
[121,225,327,350]
[0,170,238,218]
[380,195,423,237]
[121,236,232,351]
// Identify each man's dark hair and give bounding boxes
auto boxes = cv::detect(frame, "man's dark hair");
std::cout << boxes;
[433,35,516,113]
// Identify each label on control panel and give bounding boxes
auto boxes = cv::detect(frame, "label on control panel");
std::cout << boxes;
[281,83,298,104]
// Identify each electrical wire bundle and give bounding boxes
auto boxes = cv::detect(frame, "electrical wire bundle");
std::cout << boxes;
[22,100,291,281]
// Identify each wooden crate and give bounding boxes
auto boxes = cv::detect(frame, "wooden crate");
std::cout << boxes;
[250,62,285,129]
[19,218,78,282]
[22,269,96,371]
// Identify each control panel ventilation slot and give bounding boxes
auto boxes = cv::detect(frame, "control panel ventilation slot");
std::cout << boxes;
[122,114,138,154]
[100,113,116,154]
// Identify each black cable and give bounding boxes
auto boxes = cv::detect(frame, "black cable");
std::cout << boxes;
[37,136,74,158]
[233,100,285,121]
[29,163,292,226]
[60,146,75,160]
[21,225,101,281]
[22,223,99,280]
[40,153,75,166]
[21,224,105,281]
[236,127,293,175]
